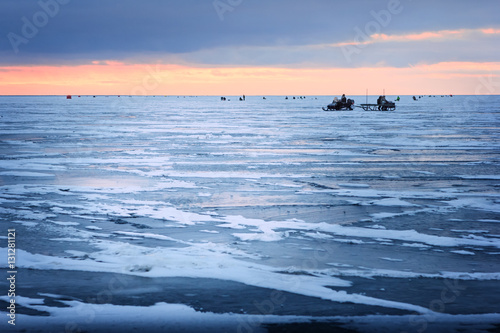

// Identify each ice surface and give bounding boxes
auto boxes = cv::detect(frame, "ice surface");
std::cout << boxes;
[1,295,499,333]
[1,95,499,332]
[0,171,55,177]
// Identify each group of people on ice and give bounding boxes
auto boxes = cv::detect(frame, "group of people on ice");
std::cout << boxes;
[325,93,397,111]
[376,95,396,111]
[328,94,355,110]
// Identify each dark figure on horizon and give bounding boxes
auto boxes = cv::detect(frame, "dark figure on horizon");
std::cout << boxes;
[377,96,388,110]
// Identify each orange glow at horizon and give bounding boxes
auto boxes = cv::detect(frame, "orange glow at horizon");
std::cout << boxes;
[0,61,499,96]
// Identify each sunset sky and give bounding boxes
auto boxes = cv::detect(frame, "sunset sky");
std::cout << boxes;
[1,0,499,95]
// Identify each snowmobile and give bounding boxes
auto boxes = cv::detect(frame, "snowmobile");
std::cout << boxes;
[323,98,355,111]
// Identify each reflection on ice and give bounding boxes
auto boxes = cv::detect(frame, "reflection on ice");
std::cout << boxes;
[54,176,147,189]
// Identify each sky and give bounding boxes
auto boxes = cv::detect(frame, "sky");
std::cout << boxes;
[0,0,499,95]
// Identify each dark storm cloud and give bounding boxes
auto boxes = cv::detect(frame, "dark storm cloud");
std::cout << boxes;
[1,0,347,57]
[0,0,499,66]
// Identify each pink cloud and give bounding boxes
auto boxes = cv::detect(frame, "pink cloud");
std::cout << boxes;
[481,28,500,34]
[329,27,500,48]
[372,29,465,42]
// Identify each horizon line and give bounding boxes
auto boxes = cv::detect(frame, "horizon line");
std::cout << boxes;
[1,94,495,97]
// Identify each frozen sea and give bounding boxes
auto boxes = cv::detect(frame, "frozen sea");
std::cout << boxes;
[0,95,499,333]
